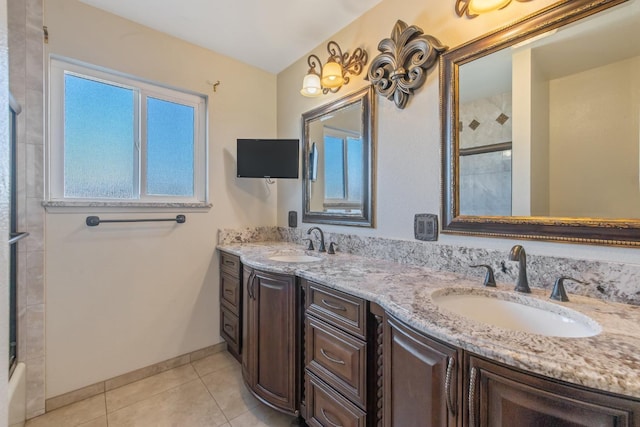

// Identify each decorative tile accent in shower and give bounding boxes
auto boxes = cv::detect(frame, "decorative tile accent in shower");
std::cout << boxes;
[459,92,512,149]
[495,112,509,125]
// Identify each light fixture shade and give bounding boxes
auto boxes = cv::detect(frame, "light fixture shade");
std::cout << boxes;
[300,72,322,97]
[468,0,512,14]
[321,61,344,88]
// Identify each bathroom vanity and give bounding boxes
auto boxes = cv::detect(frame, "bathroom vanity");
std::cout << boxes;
[218,242,640,426]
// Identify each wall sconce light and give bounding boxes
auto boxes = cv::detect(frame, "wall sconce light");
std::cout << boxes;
[456,0,532,17]
[300,41,368,97]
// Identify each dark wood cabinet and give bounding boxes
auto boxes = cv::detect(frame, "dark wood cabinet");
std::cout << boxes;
[306,315,367,408]
[242,267,300,415]
[303,280,376,426]
[466,355,640,427]
[219,252,242,361]
[306,280,368,339]
[219,250,640,427]
[384,313,461,427]
[241,266,251,381]
[306,371,367,427]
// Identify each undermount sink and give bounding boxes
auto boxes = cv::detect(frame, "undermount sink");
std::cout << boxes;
[432,289,601,338]
[268,254,322,263]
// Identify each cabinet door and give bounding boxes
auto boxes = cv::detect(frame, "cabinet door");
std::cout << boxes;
[384,314,460,427]
[467,355,640,427]
[241,266,254,383]
[246,269,298,414]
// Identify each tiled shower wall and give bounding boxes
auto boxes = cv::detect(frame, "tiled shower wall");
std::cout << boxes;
[459,93,513,216]
[8,0,45,418]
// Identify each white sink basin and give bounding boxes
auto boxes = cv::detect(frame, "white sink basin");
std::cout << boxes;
[268,254,322,263]
[432,289,601,338]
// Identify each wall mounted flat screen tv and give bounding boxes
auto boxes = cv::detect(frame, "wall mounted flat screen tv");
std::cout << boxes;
[237,139,299,179]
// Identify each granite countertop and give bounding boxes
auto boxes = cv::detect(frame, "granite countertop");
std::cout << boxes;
[218,241,640,399]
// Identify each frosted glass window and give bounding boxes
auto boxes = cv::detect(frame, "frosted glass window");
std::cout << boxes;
[346,137,363,202]
[324,134,363,203]
[325,136,345,199]
[146,97,194,196]
[64,74,135,199]
[49,57,207,204]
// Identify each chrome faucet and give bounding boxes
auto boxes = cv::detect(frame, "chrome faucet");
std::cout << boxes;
[509,245,531,293]
[306,226,326,252]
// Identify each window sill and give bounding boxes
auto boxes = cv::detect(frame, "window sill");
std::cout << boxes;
[42,200,212,213]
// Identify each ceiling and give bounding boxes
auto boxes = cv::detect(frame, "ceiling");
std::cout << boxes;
[79,0,382,74]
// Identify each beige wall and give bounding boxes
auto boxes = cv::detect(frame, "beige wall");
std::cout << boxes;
[511,48,533,216]
[276,0,640,264]
[530,50,550,216]
[549,56,640,218]
[44,0,277,398]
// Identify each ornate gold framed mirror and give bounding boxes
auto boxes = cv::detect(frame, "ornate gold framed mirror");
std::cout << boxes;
[441,0,640,246]
[302,86,375,227]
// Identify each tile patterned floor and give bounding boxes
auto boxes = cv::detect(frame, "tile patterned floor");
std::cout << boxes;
[26,351,297,427]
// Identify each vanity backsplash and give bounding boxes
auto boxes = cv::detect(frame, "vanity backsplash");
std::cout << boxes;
[218,227,640,306]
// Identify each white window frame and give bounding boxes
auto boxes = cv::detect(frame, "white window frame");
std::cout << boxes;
[47,56,208,206]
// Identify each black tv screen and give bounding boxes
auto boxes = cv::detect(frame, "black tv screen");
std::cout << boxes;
[237,139,299,179]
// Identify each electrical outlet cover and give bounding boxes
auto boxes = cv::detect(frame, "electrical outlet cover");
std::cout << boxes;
[414,214,438,241]
[288,211,298,228]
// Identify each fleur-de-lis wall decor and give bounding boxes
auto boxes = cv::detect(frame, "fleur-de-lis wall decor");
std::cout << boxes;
[367,20,447,109]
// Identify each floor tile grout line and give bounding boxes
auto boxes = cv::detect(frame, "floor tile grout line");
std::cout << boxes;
[104,392,109,427]
[198,376,232,424]
[190,354,238,379]
[197,363,259,425]
[102,356,230,415]
[105,374,202,415]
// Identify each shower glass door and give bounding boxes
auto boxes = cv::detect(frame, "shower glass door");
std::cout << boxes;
[8,94,26,376]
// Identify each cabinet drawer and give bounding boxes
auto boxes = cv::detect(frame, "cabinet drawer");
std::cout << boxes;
[220,307,240,354]
[306,281,367,339]
[306,316,367,408]
[306,372,366,427]
[220,252,241,278]
[221,272,240,314]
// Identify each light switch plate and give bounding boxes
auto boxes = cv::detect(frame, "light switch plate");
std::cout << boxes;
[414,214,438,241]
